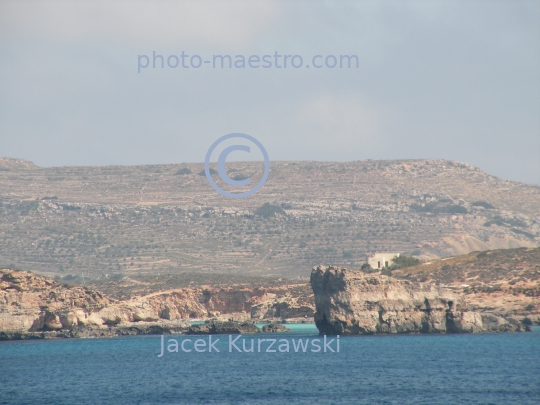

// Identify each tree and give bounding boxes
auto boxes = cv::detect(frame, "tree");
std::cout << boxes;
[389,255,420,270]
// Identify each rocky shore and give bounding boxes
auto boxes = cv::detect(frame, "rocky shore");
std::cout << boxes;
[0,321,190,340]
[0,319,293,340]
[0,269,304,340]
[310,265,531,335]
[185,320,261,335]
[2,264,534,340]
[261,323,291,333]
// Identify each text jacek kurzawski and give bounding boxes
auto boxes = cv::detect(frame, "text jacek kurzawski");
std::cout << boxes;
[158,335,340,357]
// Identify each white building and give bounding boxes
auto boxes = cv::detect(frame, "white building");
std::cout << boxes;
[368,253,400,269]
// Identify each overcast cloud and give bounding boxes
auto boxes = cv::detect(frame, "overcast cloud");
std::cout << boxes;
[0,0,538,184]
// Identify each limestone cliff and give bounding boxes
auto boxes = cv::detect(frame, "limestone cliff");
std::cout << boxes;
[310,265,530,335]
[0,269,113,334]
[0,269,315,339]
[251,297,314,320]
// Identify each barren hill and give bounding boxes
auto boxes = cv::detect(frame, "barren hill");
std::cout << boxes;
[0,158,538,278]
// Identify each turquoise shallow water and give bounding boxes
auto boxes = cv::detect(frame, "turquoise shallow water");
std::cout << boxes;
[255,323,319,333]
[0,326,539,405]
[188,322,318,333]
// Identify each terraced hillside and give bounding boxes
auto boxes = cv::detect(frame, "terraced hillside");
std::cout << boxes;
[0,157,538,279]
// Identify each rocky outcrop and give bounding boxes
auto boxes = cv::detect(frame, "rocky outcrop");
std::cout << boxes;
[0,269,211,339]
[0,269,113,333]
[185,320,260,335]
[310,265,531,335]
[0,269,314,340]
[251,297,314,320]
[261,323,291,333]
[0,321,190,340]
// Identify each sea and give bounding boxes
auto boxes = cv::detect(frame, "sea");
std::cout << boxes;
[1,324,539,405]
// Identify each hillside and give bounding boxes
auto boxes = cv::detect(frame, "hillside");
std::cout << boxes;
[393,247,540,321]
[0,158,538,278]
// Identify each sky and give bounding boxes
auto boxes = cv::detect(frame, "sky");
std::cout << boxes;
[1,0,539,185]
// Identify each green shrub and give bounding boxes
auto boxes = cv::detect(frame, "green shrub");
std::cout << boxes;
[381,268,393,276]
[443,205,468,214]
[62,205,81,211]
[255,203,284,218]
[360,263,378,273]
[522,318,532,326]
[390,255,420,270]
[175,167,192,175]
[198,168,217,176]
[472,201,495,209]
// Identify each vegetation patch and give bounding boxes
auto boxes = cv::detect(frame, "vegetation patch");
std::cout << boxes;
[254,203,285,218]
[174,168,192,175]
[409,203,468,214]
[198,168,217,176]
[390,255,421,269]
[472,201,496,209]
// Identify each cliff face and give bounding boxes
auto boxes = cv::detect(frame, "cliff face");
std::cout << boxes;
[310,265,529,335]
[251,297,314,320]
[250,284,315,320]
[0,269,315,339]
[0,269,113,334]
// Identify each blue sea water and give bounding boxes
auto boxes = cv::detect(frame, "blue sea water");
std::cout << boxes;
[1,325,539,405]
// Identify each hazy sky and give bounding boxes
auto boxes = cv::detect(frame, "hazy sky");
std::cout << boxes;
[1,0,539,184]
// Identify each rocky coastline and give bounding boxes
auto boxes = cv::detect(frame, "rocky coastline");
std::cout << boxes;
[0,321,190,340]
[0,269,304,340]
[185,320,260,335]
[310,265,531,335]
[2,265,534,341]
